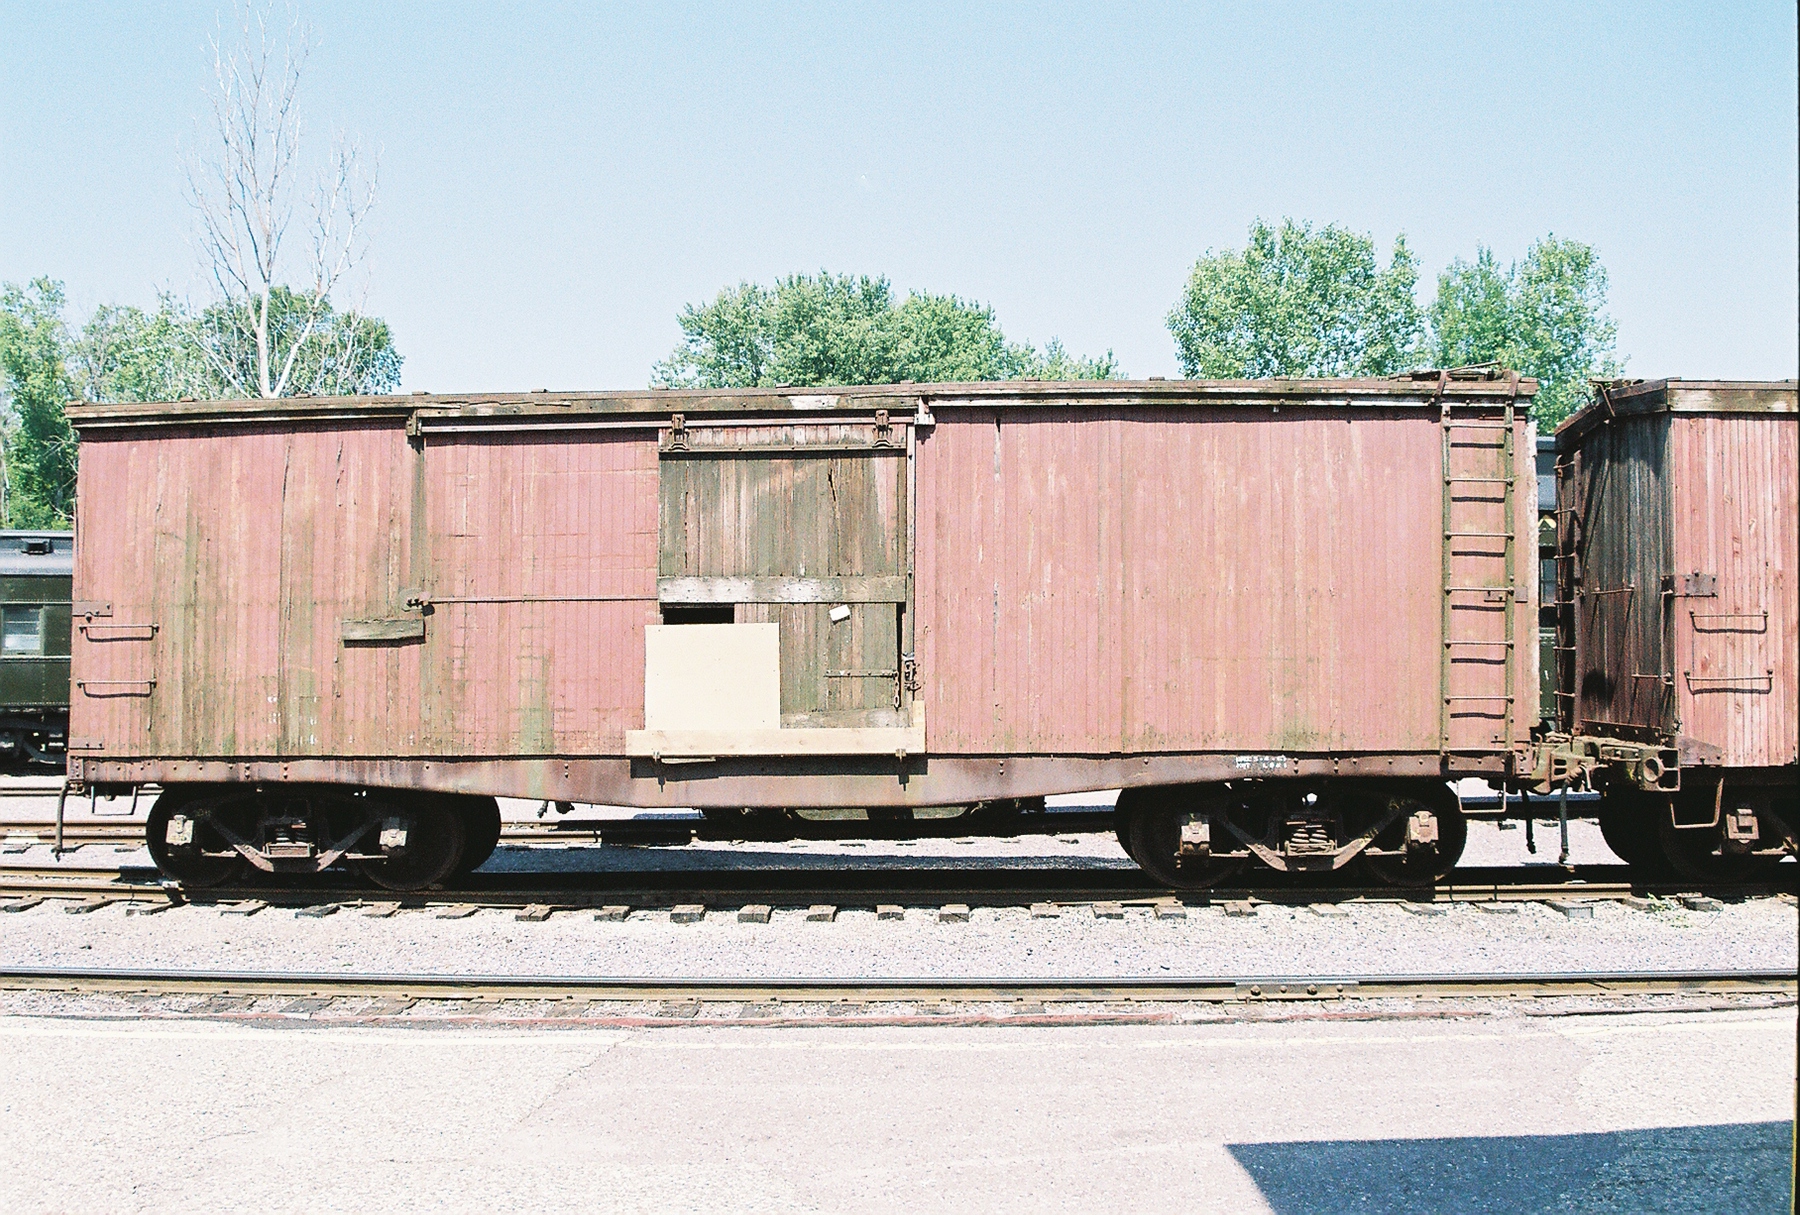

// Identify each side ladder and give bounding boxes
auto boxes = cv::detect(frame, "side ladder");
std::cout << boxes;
[1439,382,1519,757]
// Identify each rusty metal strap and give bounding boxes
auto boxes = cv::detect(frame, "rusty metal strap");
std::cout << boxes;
[77,623,157,641]
[1685,671,1775,693]
[75,679,154,697]
[1689,611,1768,632]
[408,594,653,607]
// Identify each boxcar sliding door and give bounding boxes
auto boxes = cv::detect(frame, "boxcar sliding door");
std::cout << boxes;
[655,415,913,732]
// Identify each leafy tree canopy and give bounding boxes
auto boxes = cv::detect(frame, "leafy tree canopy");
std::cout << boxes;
[1430,237,1621,427]
[1167,220,1624,425]
[1168,219,1425,379]
[192,286,402,400]
[653,272,1117,388]
[0,276,402,526]
[0,279,79,526]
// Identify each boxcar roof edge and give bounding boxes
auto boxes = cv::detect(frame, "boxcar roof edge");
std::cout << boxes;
[1555,378,1799,449]
[64,373,1539,434]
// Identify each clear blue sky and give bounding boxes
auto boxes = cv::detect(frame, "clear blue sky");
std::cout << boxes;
[3,1,1795,389]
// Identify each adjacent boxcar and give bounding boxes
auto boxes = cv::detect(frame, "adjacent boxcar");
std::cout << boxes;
[1554,378,1798,878]
[66,372,1538,888]
[0,529,72,765]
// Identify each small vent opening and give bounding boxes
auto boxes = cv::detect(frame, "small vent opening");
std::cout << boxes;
[661,604,736,625]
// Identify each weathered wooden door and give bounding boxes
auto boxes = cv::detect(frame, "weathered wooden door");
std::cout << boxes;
[656,417,911,730]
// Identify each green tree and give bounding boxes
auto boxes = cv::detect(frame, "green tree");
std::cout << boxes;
[0,279,79,526]
[71,296,218,404]
[191,287,402,398]
[1,276,403,526]
[653,272,1117,388]
[1168,219,1426,378]
[1430,236,1621,426]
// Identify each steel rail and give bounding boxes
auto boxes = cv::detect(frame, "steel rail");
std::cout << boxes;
[0,867,1788,910]
[0,964,1791,1005]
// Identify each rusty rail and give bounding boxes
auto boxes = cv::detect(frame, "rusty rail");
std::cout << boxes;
[0,964,1791,1006]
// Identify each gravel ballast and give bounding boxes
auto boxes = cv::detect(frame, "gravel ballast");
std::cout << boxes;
[2,818,1793,981]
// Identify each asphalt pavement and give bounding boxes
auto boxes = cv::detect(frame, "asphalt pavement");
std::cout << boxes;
[1,1006,1792,1213]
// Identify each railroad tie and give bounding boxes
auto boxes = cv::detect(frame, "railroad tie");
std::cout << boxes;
[1395,902,1447,917]
[1473,903,1520,915]
[1545,899,1595,920]
[435,904,478,920]
[294,904,339,919]
[1092,901,1125,919]
[805,904,838,923]
[64,897,118,915]
[593,905,630,922]
[0,896,44,913]
[736,904,772,924]
[875,905,905,921]
[219,900,266,917]
[515,905,555,922]
[938,904,970,923]
[670,904,706,924]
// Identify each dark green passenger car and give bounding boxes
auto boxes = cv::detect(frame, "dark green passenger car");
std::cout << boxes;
[0,530,71,766]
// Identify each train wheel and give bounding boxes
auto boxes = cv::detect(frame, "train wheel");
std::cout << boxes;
[1595,791,1674,875]
[354,800,466,891]
[1112,790,1147,865]
[1113,807,1144,865]
[145,787,251,888]
[1127,806,1249,890]
[452,795,503,876]
[1657,786,1792,883]
[1354,784,1467,887]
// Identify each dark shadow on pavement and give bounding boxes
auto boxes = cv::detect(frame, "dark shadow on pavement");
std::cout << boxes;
[1227,1121,1794,1215]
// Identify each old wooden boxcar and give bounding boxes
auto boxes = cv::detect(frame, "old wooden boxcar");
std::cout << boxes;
[1554,378,1797,877]
[0,530,72,765]
[67,373,1538,888]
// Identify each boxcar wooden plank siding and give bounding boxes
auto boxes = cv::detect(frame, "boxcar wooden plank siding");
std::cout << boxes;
[915,405,1533,755]
[1558,379,1798,773]
[68,377,1546,806]
[421,431,658,755]
[1670,410,1799,768]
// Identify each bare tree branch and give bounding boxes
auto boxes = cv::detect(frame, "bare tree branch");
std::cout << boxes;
[184,0,378,398]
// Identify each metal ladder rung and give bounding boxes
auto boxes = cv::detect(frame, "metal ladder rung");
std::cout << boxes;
[1439,394,1518,754]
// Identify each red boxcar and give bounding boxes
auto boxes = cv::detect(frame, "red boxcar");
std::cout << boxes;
[1555,378,1798,879]
[67,373,1538,888]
